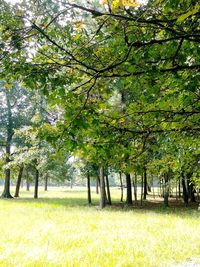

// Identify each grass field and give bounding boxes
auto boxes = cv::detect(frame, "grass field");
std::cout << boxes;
[0,186,199,267]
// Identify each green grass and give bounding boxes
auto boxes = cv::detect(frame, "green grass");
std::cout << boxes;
[0,186,199,267]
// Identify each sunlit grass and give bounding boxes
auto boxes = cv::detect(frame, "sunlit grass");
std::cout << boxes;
[0,186,199,267]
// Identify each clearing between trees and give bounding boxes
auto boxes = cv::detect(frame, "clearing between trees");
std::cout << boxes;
[0,186,199,267]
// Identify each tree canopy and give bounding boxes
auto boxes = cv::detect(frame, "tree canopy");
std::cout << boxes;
[0,0,199,206]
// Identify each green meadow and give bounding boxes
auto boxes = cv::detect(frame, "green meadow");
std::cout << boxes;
[0,187,199,267]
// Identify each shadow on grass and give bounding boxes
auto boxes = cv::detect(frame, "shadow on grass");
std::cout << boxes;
[1,193,199,219]
[5,196,95,208]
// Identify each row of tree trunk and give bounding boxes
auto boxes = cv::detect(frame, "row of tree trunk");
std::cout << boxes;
[1,164,41,199]
[1,162,197,209]
[87,167,112,207]
[96,167,197,209]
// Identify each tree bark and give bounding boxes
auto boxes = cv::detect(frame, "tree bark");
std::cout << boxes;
[159,178,162,197]
[189,182,196,202]
[34,168,39,199]
[119,171,123,202]
[1,92,13,199]
[96,176,99,194]
[164,173,169,207]
[126,173,132,205]
[87,171,92,205]
[140,173,144,207]
[99,167,106,209]
[14,165,24,197]
[182,173,188,206]
[132,172,138,205]
[151,174,155,199]
[44,175,48,191]
[105,174,111,205]
[1,165,13,198]
[143,166,147,200]
[178,177,181,198]
[187,173,196,203]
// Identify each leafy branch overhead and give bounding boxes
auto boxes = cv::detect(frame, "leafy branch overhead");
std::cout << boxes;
[0,0,199,192]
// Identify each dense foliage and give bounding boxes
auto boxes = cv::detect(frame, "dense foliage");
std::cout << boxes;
[0,0,199,207]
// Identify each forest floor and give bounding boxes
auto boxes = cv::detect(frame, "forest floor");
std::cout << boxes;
[0,186,199,267]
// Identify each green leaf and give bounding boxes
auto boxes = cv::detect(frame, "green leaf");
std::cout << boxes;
[177,3,200,23]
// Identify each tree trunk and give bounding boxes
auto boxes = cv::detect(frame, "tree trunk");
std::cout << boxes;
[189,182,196,202]
[151,174,155,199]
[104,176,107,202]
[96,176,99,194]
[140,173,144,207]
[70,178,73,189]
[175,178,178,202]
[187,173,196,203]
[87,171,92,205]
[1,144,13,198]
[143,166,147,200]
[44,175,48,191]
[178,177,181,198]
[182,173,188,206]
[105,174,111,205]
[14,165,24,197]
[132,172,138,205]
[99,167,106,209]
[1,92,13,199]
[119,171,123,202]
[197,188,200,201]
[26,179,30,191]
[126,173,132,205]
[159,178,162,197]
[34,168,39,199]
[164,173,169,207]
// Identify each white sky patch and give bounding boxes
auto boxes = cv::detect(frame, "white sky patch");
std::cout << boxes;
[5,0,21,4]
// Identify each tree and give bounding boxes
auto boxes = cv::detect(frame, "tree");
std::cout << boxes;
[0,82,33,198]
[0,0,199,206]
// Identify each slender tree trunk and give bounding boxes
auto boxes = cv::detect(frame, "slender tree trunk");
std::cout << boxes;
[21,180,23,188]
[197,189,199,201]
[104,176,107,202]
[187,173,196,203]
[105,174,111,205]
[182,173,188,206]
[143,167,147,200]
[87,171,92,205]
[188,181,196,202]
[96,176,99,194]
[1,92,13,198]
[132,172,138,205]
[119,172,123,202]
[1,145,13,198]
[175,178,178,202]
[140,173,143,207]
[161,178,164,198]
[99,167,106,209]
[159,178,162,197]
[178,177,181,198]
[164,173,169,207]
[34,168,39,199]
[26,179,30,191]
[189,182,196,202]
[126,173,132,205]
[14,165,24,197]
[151,174,155,199]
[44,175,48,191]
